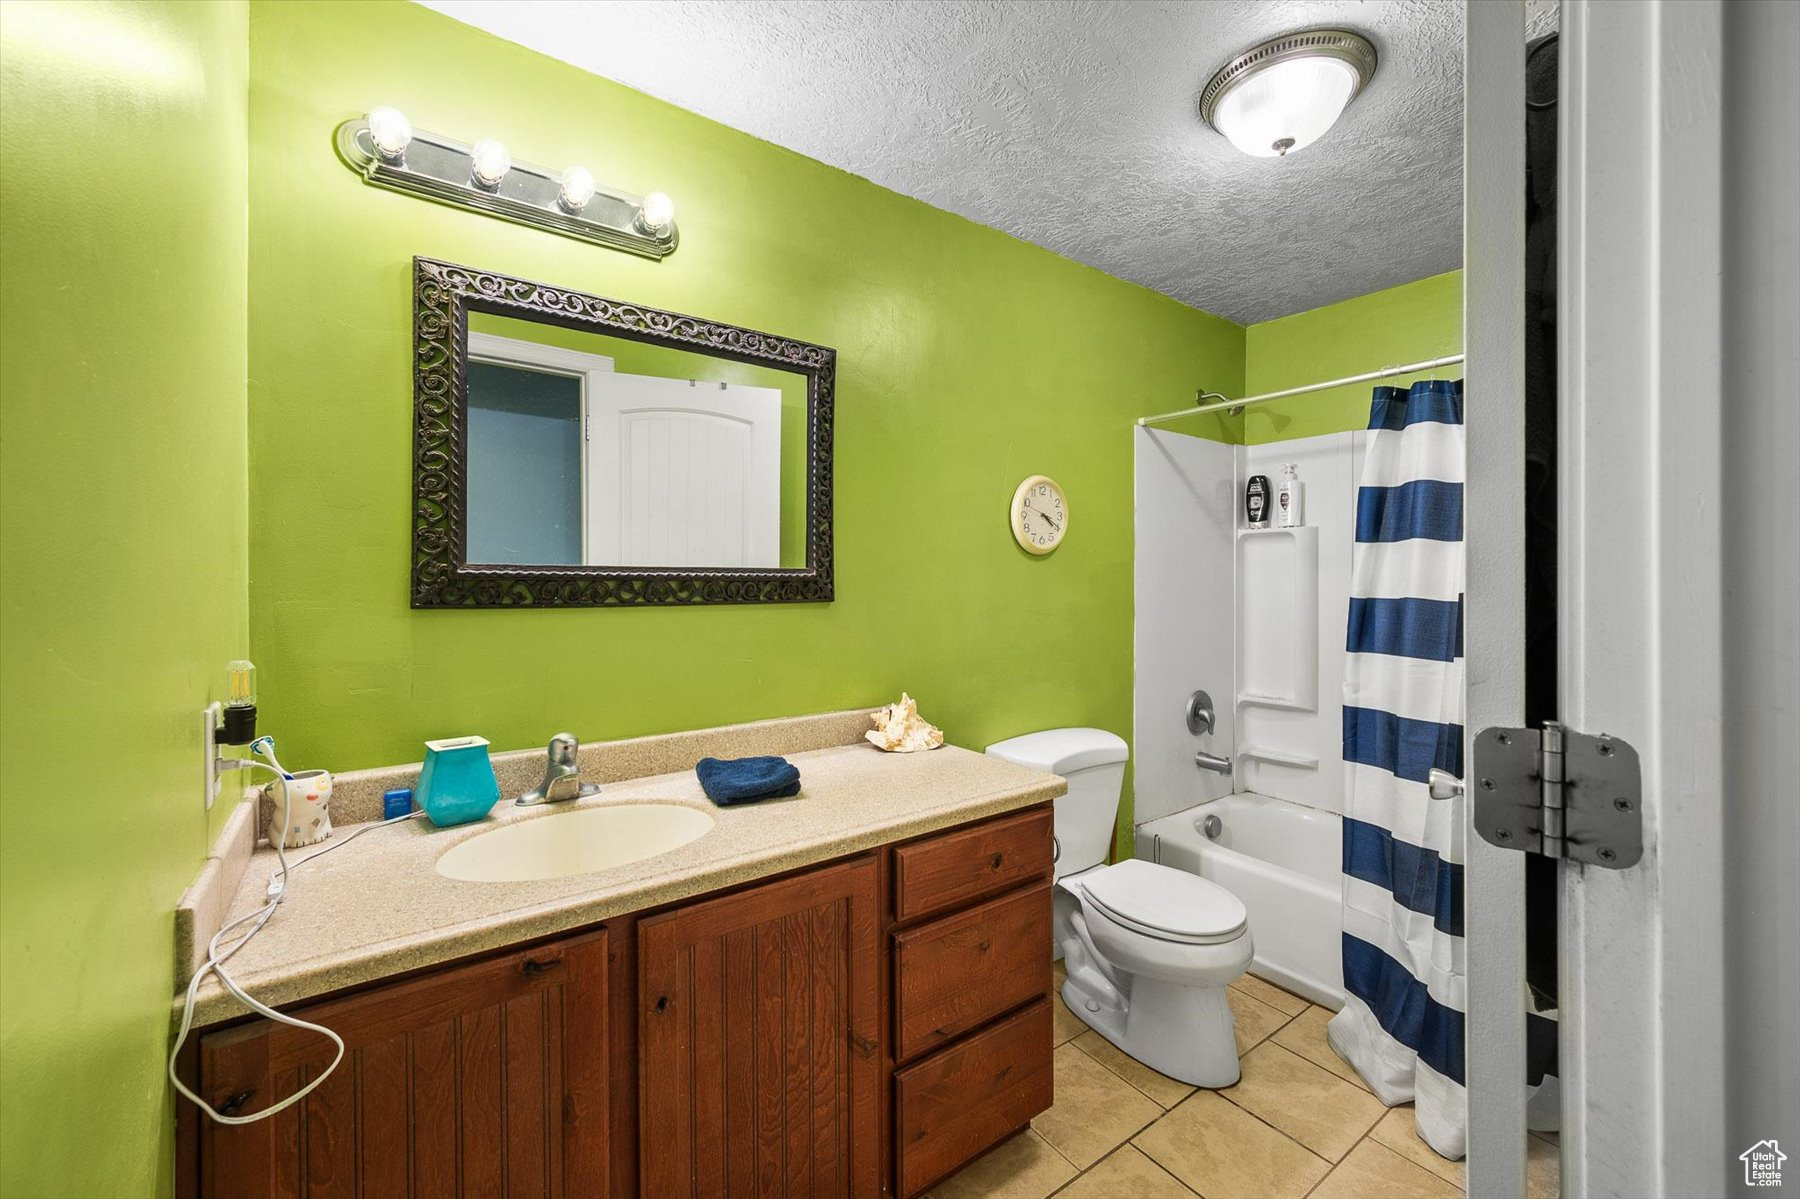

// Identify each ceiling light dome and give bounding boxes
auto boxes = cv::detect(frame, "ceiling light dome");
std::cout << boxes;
[1200,29,1377,158]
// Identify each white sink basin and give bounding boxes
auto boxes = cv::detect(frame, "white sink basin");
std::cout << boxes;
[435,803,715,883]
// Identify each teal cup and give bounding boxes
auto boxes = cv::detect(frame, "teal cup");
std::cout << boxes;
[416,736,500,828]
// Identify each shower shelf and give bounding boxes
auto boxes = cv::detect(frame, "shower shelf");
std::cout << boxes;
[1238,745,1320,769]
[1237,691,1312,712]
[1235,524,1319,713]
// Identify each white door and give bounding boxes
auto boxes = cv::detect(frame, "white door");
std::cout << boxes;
[1556,2,1732,1195]
[586,373,783,568]
[1462,4,1532,1195]
[1465,3,1793,1196]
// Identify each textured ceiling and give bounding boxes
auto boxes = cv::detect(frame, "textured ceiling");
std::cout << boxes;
[420,0,1501,324]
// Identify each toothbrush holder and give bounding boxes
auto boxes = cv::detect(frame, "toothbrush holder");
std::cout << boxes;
[416,736,500,828]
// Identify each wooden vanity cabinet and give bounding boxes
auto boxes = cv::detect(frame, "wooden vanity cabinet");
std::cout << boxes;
[183,803,1054,1199]
[194,929,612,1198]
[636,857,883,1198]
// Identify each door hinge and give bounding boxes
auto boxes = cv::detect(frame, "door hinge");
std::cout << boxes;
[1434,722,1642,868]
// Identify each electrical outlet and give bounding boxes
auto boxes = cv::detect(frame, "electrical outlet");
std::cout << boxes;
[201,701,222,811]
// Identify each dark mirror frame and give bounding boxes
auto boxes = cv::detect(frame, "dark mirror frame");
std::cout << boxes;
[411,257,835,607]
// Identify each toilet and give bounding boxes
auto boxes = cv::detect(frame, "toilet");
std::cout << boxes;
[987,728,1253,1088]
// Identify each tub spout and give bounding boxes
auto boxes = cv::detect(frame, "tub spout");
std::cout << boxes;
[1194,749,1233,776]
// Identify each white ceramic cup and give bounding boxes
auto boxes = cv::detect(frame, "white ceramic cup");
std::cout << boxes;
[264,769,333,847]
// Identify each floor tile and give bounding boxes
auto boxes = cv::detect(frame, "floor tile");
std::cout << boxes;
[1528,1130,1561,1199]
[1368,1106,1465,1187]
[1070,1029,1195,1109]
[1273,1005,1370,1091]
[1222,1042,1386,1161]
[922,1129,1076,1199]
[1310,1139,1462,1198]
[1134,1090,1330,1199]
[1231,971,1310,1017]
[1229,984,1293,1054]
[1052,1145,1197,1199]
[1030,1042,1164,1169]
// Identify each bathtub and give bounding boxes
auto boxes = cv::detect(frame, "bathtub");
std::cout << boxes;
[1136,792,1344,1010]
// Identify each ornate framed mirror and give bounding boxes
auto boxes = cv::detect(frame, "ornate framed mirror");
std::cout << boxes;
[412,258,835,606]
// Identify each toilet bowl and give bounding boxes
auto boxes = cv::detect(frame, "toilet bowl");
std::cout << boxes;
[1056,859,1253,1087]
[987,728,1254,1088]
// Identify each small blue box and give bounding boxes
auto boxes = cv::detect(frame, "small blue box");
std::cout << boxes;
[383,788,414,820]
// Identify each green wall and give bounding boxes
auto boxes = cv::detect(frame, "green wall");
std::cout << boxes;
[467,311,812,567]
[1242,270,1463,443]
[0,2,1462,1190]
[0,2,249,1196]
[246,0,1243,841]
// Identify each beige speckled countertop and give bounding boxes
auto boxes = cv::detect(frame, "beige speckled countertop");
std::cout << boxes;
[184,741,1062,1026]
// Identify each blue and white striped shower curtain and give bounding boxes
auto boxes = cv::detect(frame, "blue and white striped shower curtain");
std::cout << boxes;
[1327,379,1468,1159]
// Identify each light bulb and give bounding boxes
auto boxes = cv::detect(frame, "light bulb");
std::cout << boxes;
[225,659,257,709]
[558,165,597,213]
[639,191,675,233]
[367,106,412,161]
[470,138,511,188]
[1212,56,1358,158]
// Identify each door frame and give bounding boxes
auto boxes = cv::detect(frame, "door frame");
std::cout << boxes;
[1557,2,1727,1194]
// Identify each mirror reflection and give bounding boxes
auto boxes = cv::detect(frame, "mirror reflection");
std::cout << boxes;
[464,311,808,570]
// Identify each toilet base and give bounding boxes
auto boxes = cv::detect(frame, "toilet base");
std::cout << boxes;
[1060,971,1241,1088]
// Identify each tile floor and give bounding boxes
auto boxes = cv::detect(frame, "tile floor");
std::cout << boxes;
[923,965,1561,1199]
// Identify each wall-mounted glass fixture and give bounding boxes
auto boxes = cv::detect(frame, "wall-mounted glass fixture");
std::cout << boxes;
[335,108,678,259]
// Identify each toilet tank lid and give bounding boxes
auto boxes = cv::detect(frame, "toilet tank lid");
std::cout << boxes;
[985,728,1128,774]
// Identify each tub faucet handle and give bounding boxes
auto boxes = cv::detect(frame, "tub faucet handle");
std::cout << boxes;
[1186,690,1217,737]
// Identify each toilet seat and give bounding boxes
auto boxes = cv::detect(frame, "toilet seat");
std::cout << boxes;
[1081,860,1248,945]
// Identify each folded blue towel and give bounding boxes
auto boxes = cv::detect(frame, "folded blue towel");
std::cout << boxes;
[695,755,801,805]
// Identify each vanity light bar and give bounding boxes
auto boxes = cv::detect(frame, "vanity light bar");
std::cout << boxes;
[334,109,678,259]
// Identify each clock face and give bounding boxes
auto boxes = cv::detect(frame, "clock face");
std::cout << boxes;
[1010,475,1067,555]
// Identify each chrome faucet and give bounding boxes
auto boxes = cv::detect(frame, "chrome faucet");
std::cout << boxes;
[1186,690,1234,777]
[516,733,600,806]
[1194,749,1234,777]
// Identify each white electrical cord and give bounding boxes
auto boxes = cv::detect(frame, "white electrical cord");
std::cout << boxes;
[167,736,424,1125]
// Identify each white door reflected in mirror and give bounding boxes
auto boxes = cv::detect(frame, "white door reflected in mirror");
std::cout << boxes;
[462,312,804,571]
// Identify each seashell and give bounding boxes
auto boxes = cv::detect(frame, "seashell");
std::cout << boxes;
[865,693,944,753]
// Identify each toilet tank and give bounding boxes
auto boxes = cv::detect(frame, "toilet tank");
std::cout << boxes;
[985,728,1128,878]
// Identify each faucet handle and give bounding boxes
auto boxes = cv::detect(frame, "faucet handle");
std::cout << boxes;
[547,732,579,767]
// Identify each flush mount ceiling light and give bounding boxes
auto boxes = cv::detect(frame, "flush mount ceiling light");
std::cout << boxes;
[1200,28,1377,158]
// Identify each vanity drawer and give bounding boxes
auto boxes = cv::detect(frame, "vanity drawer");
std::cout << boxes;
[893,883,1052,1062]
[894,998,1053,1198]
[893,806,1053,924]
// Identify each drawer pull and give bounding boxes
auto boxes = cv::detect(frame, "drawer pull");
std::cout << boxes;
[653,994,670,1014]
[217,1088,256,1117]
[990,853,1004,870]
[978,940,991,952]
[520,956,562,977]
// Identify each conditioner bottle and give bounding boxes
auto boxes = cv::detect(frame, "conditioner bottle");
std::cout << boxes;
[1275,463,1305,528]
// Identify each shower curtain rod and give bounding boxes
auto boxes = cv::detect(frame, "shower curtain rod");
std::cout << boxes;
[1135,353,1467,427]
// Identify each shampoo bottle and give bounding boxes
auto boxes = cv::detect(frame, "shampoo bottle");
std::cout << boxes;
[1245,474,1271,529]
[1276,463,1305,528]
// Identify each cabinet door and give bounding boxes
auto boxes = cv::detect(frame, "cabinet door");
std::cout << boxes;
[639,857,881,1199]
[197,929,610,1199]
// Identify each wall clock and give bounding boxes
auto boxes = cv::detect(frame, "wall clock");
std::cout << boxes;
[1010,475,1067,555]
